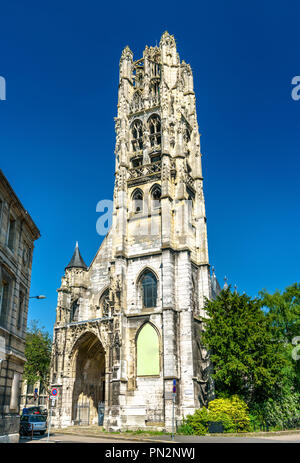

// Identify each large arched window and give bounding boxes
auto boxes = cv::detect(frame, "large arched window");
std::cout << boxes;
[148,115,161,148]
[140,270,157,308]
[136,323,160,376]
[131,119,143,152]
[132,189,143,213]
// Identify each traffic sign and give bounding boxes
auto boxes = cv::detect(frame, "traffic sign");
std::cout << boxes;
[172,379,176,393]
[51,387,58,397]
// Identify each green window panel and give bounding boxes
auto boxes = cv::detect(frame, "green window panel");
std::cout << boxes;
[137,323,160,376]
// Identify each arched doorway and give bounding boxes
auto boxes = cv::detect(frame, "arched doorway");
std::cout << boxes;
[71,332,105,425]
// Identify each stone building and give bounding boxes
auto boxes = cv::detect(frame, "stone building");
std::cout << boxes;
[20,379,49,411]
[0,169,40,442]
[50,32,217,431]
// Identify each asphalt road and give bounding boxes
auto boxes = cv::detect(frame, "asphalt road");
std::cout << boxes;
[19,432,300,444]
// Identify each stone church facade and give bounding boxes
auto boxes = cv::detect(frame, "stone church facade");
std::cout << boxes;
[50,32,217,431]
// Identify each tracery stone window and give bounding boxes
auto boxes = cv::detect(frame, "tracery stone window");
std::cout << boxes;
[132,189,143,213]
[151,184,161,209]
[140,270,157,308]
[148,115,161,148]
[150,80,160,99]
[136,323,160,376]
[131,119,143,152]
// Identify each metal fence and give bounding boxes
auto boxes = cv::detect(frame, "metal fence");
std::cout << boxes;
[76,402,90,426]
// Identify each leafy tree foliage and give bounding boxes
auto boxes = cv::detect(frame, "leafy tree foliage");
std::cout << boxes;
[202,288,287,404]
[260,283,300,393]
[23,320,52,391]
[260,283,300,342]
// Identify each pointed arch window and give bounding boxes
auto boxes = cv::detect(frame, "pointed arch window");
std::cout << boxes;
[136,323,160,376]
[132,189,143,213]
[151,185,161,209]
[148,115,161,148]
[131,119,143,152]
[141,270,157,308]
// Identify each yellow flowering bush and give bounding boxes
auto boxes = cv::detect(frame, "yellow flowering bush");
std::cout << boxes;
[178,395,251,435]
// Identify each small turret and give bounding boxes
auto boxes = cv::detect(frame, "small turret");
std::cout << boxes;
[65,241,87,270]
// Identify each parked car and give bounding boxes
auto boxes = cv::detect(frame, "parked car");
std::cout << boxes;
[22,406,48,416]
[19,414,47,436]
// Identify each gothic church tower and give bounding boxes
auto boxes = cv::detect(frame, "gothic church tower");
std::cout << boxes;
[50,32,214,431]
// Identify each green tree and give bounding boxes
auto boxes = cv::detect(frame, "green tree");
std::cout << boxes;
[260,283,300,342]
[23,320,52,391]
[260,283,300,393]
[202,288,287,405]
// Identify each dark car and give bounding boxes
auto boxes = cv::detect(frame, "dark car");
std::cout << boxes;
[20,414,47,436]
[22,406,48,417]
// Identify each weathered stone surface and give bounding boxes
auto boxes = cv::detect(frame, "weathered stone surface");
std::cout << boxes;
[50,32,214,432]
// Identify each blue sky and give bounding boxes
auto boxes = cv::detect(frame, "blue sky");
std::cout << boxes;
[0,0,299,334]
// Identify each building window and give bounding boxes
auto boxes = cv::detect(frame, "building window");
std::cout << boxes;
[27,383,34,395]
[131,156,143,168]
[7,216,16,251]
[151,185,161,209]
[132,189,143,213]
[150,154,161,163]
[131,119,143,152]
[17,289,25,330]
[136,323,160,376]
[0,269,12,328]
[148,114,161,148]
[141,271,157,308]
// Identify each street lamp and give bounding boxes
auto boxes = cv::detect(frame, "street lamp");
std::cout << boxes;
[29,295,46,299]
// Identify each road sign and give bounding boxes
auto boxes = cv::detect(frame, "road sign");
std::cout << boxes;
[51,387,58,397]
[172,379,176,394]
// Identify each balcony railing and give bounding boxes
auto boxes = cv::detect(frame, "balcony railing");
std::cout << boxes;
[128,160,162,180]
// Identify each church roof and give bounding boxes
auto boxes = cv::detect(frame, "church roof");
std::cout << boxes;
[65,242,87,270]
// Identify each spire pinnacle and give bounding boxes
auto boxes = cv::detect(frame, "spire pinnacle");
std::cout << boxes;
[65,242,87,270]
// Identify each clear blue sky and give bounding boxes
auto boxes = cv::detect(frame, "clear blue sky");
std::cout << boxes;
[0,0,299,335]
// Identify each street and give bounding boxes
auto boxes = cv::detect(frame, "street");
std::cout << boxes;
[19,431,300,444]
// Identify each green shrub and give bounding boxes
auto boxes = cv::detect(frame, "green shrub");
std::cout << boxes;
[181,395,251,435]
[250,393,300,430]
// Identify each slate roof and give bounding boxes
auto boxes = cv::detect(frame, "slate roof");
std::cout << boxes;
[65,242,87,270]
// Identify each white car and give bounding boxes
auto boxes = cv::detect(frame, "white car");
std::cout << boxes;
[20,414,47,436]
